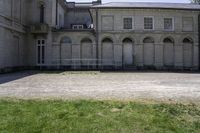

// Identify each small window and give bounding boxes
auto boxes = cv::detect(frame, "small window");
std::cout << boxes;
[164,18,173,30]
[42,40,45,44]
[72,25,84,30]
[38,40,41,44]
[123,18,132,29]
[144,17,153,30]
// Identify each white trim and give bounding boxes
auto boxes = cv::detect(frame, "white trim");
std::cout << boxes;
[143,16,154,30]
[122,16,134,31]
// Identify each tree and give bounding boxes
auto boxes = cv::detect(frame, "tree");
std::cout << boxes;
[191,0,200,4]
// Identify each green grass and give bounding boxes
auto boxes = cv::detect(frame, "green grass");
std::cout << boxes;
[0,99,200,133]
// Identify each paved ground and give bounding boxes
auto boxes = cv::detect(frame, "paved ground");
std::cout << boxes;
[0,71,200,103]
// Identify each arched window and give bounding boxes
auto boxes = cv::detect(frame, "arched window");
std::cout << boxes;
[143,37,154,43]
[183,37,193,44]
[60,37,72,43]
[123,38,133,43]
[102,38,113,43]
[81,38,92,43]
[163,37,174,43]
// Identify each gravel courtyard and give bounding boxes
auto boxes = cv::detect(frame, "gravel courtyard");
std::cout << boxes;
[0,71,200,103]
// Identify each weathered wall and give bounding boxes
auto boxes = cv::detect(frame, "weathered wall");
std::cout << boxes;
[89,8,200,69]
[0,0,28,71]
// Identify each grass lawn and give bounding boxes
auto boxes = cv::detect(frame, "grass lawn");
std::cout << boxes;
[0,99,200,133]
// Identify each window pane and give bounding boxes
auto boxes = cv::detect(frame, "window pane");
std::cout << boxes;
[124,18,132,29]
[164,18,173,30]
[144,17,153,29]
[38,46,40,64]
[42,40,45,44]
[38,40,40,45]
[42,46,45,64]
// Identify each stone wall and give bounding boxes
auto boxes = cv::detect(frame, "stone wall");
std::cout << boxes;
[0,0,28,72]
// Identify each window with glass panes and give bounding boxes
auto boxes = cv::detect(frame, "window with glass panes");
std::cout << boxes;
[164,18,173,30]
[123,18,132,29]
[144,17,153,30]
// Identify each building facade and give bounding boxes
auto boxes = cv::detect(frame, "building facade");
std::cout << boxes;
[0,0,200,72]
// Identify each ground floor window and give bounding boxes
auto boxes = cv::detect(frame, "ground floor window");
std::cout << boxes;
[37,39,45,65]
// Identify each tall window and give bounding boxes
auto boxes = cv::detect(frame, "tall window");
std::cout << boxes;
[37,39,45,65]
[164,18,173,30]
[144,17,153,30]
[40,4,44,23]
[123,18,133,29]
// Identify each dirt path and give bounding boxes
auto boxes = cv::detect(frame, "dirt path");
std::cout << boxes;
[0,71,200,103]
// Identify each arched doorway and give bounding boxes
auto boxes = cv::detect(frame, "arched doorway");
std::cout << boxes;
[81,38,93,65]
[123,38,134,66]
[143,37,154,66]
[183,37,193,68]
[102,38,113,66]
[60,36,72,65]
[163,37,174,67]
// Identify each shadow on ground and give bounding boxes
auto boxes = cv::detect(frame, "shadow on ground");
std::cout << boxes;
[0,71,38,84]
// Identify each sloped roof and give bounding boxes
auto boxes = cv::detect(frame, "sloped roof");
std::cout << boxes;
[92,2,200,10]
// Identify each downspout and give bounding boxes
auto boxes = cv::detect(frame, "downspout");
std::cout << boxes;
[96,8,99,69]
[198,14,200,70]
[56,0,61,68]
[56,0,58,26]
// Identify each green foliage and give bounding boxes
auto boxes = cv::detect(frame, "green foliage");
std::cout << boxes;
[0,99,200,133]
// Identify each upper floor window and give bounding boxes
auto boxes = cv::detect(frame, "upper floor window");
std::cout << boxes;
[164,18,174,31]
[40,4,45,23]
[182,17,193,32]
[144,17,154,30]
[123,18,133,29]
[72,25,84,30]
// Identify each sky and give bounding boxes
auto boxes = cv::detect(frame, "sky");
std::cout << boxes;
[67,0,191,3]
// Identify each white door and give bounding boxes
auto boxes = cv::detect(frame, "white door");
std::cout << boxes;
[123,43,133,65]
[61,43,71,65]
[144,43,154,66]
[183,43,193,68]
[102,42,113,65]
[81,43,92,65]
[164,43,174,66]
[114,45,122,66]
[72,44,81,66]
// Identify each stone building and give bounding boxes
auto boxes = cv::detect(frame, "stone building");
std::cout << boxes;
[0,0,200,72]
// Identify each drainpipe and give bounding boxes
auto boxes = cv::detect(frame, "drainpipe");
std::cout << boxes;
[56,0,58,26]
[96,9,99,69]
[198,14,200,70]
